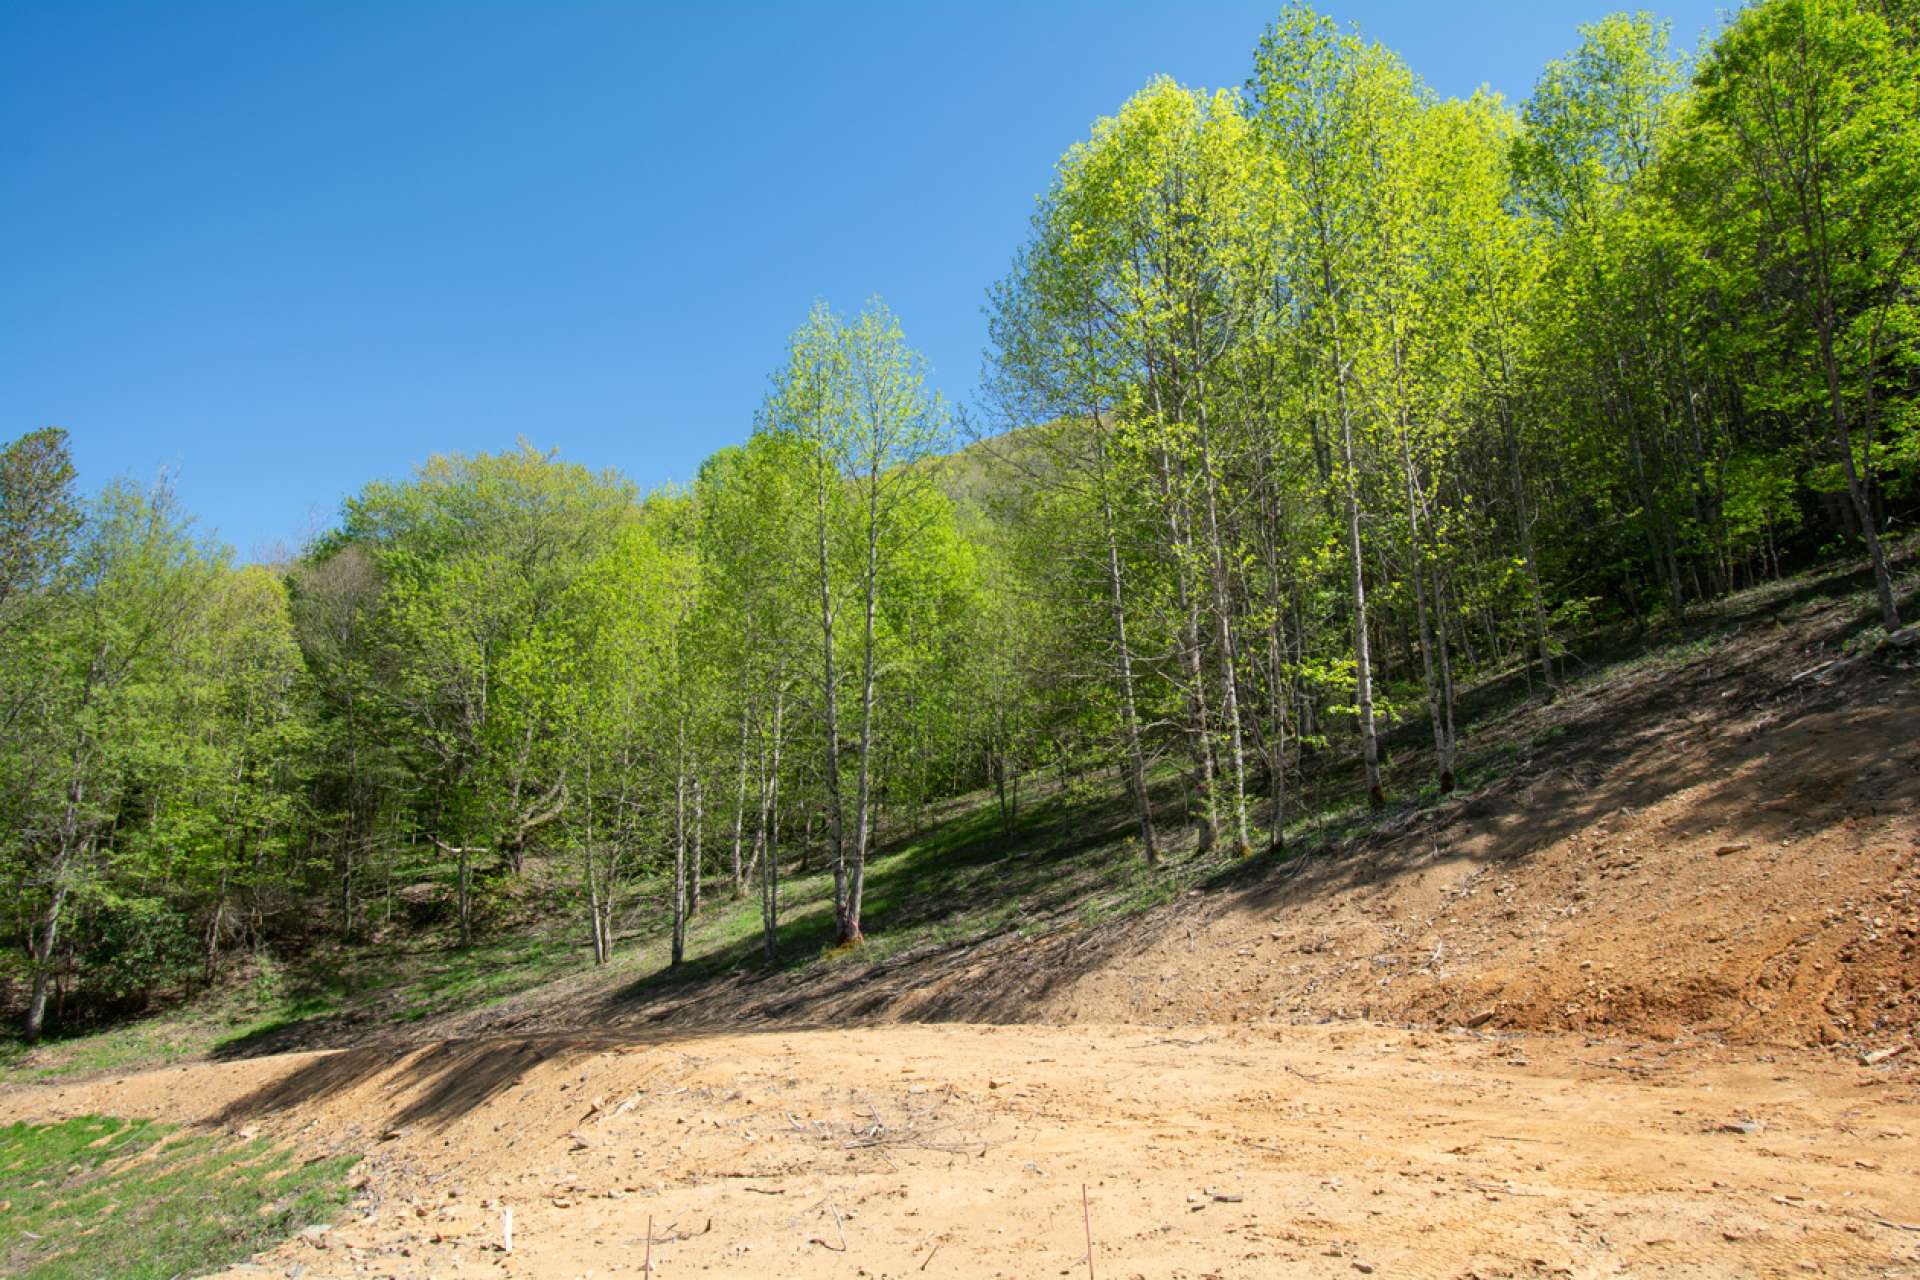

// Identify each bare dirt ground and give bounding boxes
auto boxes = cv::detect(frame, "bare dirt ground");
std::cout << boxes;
[3,1021,1917,1279]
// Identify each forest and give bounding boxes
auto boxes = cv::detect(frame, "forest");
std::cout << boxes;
[2,0,1915,1046]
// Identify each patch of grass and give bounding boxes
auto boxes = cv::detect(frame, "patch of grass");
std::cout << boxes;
[2,920,603,1079]
[390,933,584,1021]
[0,1021,205,1084]
[0,1115,358,1280]
[1078,851,1191,926]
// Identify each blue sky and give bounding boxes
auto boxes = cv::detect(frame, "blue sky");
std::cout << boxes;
[1,0,1727,558]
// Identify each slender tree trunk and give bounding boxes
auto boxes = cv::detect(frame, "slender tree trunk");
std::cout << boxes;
[730,694,751,898]
[1156,447,1218,847]
[1431,558,1458,792]
[456,844,472,947]
[1396,415,1451,795]
[845,467,883,946]
[1816,317,1900,629]
[689,776,704,917]
[759,678,786,965]
[1092,425,1158,862]
[1257,483,1292,855]
[203,872,229,986]
[1504,403,1556,696]
[671,734,687,968]
[1332,346,1385,809]
[24,875,70,1043]
[812,471,849,940]
[1194,415,1250,853]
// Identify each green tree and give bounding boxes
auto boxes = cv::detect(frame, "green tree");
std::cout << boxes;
[1678,0,1918,627]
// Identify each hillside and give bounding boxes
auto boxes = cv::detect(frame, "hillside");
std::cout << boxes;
[258,553,1920,1056]
[10,0,1920,1274]
[4,557,1918,1278]
[8,553,1915,1080]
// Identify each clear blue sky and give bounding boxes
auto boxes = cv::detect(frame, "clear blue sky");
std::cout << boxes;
[1,1,1727,558]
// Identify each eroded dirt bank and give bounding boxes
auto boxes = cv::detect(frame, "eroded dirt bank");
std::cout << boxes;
[4,1022,1916,1278]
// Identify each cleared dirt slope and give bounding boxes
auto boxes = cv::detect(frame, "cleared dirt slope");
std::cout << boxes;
[1042,611,1919,1048]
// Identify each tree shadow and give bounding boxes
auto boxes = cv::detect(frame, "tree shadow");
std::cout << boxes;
[206,1032,664,1134]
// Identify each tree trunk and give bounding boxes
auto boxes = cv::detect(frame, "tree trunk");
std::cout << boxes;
[844,465,883,947]
[456,844,473,947]
[689,776,704,917]
[1333,349,1385,809]
[671,744,687,967]
[730,695,751,897]
[759,679,786,965]
[1396,421,1452,794]
[1195,413,1251,854]
[1093,428,1158,863]
[1817,317,1900,629]
[1156,447,1218,846]
[24,877,70,1043]
[813,471,849,941]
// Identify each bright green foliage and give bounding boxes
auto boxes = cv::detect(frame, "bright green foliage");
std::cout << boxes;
[1674,0,1918,625]
[758,299,965,943]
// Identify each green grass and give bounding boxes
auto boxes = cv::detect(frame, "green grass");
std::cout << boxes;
[0,921,600,1082]
[0,1115,358,1280]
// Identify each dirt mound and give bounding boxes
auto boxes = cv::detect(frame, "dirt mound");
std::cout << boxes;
[1042,679,1918,1048]
[3,1022,1917,1278]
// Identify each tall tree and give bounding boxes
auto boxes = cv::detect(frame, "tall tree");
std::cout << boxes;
[1678,0,1918,627]
[760,300,953,946]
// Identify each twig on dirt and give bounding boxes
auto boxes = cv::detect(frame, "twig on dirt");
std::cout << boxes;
[810,1201,848,1252]
[643,1214,653,1275]
[1872,1218,1920,1233]
[835,1095,988,1158]
[919,1241,942,1271]
[1148,1036,1213,1047]
[642,1219,712,1244]
[1465,1179,1548,1197]
[1284,1064,1327,1084]
[1082,1182,1096,1280]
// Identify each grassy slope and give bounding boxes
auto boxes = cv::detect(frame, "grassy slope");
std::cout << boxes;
[0,1115,356,1280]
[3,545,1913,1081]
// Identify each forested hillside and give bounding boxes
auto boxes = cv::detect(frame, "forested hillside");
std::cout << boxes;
[3,0,1916,1052]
